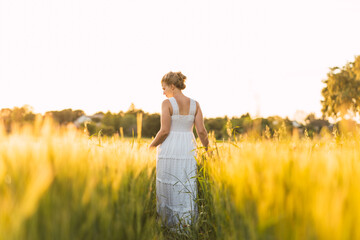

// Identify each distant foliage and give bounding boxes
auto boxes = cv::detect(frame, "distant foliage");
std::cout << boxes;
[46,109,84,125]
[321,55,360,120]
[142,114,160,138]
[0,105,36,132]
[0,105,334,139]
[0,108,351,140]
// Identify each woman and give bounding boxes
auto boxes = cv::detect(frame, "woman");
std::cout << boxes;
[149,71,209,229]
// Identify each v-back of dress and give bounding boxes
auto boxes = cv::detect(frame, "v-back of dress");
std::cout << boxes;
[156,97,198,228]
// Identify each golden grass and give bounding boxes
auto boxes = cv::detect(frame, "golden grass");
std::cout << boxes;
[0,118,159,240]
[1,118,360,239]
[206,136,360,239]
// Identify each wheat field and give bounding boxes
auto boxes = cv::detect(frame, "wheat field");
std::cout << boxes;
[1,117,360,240]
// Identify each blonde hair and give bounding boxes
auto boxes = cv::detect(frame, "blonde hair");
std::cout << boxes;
[161,71,187,90]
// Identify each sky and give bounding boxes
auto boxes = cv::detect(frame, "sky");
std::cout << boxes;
[1,0,360,121]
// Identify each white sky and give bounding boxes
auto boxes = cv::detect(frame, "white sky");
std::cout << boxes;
[1,0,360,120]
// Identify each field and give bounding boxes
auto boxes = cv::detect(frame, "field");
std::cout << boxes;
[1,118,360,240]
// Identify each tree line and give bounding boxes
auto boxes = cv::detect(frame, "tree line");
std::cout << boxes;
[0,105,334,139]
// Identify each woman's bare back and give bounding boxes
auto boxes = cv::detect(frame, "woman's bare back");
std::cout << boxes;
[170,96,193,116]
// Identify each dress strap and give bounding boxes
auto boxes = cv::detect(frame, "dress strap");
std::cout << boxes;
[169,97,179,115]
[189,98,196,116]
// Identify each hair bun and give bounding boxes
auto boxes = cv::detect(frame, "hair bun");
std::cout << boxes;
[176,72,186,80]
[161,71,187,90]
[175,72,186,90]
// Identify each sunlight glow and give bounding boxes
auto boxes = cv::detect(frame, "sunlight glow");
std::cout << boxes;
[1,0,360,120]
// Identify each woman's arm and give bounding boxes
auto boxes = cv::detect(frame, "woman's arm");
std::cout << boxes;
[194,101,209,150]
[149,100,172,149]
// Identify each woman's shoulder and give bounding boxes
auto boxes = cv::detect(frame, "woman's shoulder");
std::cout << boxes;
[188,97,199,106]
[185,96,200,115]
[161,99,172,109]
[184,95,196,102]
[161,98,170,104]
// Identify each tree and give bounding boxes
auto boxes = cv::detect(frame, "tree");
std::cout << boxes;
[304,113,331,138]
[230,113,253,135]
[321,55,360,120]
[142,114,160,138]
[204,117,227,139]
[46,109,85,125]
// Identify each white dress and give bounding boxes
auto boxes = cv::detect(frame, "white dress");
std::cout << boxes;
[156,97,198,228]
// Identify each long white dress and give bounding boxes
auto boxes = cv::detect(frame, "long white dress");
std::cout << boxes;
[156,97,198,228]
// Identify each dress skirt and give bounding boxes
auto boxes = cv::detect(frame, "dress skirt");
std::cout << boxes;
[156,131,198,228]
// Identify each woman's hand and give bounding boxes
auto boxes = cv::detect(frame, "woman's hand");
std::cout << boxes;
[148,144,156,151]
